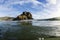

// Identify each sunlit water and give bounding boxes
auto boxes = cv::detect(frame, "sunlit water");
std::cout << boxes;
[0,20,60,40]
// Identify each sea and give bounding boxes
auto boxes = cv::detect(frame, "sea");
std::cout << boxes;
[0,20,60,40]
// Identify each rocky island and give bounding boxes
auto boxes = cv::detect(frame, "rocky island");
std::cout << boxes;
[0,11,33,21]
[13,11,33,21]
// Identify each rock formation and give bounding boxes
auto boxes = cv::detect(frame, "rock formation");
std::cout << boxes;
[13,11,33,20]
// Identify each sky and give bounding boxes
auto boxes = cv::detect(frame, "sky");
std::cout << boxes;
[0,0,60,19]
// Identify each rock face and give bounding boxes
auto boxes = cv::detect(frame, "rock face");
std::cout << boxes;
[13,11,33,20]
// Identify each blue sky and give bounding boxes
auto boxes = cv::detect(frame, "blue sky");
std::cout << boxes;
[0,0,60,19]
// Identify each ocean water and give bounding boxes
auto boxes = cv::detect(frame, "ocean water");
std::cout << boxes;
[0,20,60,40]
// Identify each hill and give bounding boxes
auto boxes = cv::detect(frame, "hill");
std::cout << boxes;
[0,17,14,21]
[45,17,60,21]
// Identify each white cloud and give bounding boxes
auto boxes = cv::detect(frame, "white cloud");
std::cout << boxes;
[11,0,39,5]
[0,0,46,18]
[47,0,56,4]
[32,0,60,19]
[0,3,20,17]
[45,0,60,17]
[0,0,60,19]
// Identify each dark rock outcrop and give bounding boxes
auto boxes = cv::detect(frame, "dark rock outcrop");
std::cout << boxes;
[13,11,33,20]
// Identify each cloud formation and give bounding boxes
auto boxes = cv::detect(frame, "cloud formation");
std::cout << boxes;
[0,0,60,19]
[0,0,45,17]
[33,0,60,19]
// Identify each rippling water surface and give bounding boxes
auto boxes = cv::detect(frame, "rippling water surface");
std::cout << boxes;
[0,20,60,40]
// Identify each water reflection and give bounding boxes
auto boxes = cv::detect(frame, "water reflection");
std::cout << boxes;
[0,21,60,40]
[4,21,39,40]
